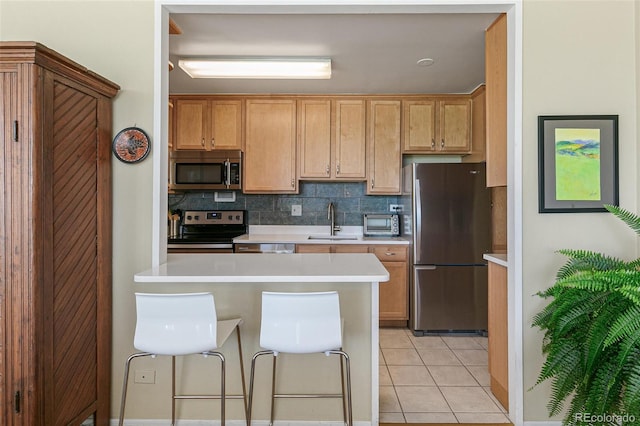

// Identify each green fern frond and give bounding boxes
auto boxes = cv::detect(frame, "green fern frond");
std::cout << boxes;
[623,363,640,415]
[605,204,640,236]
[556,249,626,279]
[584,302,625,373]
[617,284,640,306]
[605,305,640,347]
[585,356,624,417]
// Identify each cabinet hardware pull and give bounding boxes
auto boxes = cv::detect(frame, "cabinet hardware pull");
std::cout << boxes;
[385,252,395,256]
[12,120,18,142]
[336,163,340,175]
[211,138,215,147]
[441,139,445,148]
[14,390,20,413]
[371,178,374,188]
[326,164,330,175]
[431,138,435,148]
[291,179,295,187]
[201,138,205,147]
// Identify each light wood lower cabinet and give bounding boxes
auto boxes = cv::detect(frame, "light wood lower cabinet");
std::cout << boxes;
[295,244,408,321]
[373,246,408,321]
[488,261,508,410]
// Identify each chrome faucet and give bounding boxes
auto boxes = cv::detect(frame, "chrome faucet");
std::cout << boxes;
[328,202,341,236]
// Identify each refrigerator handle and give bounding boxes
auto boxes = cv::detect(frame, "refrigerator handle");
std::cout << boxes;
[415,178,422,263]
[414,265,437,270]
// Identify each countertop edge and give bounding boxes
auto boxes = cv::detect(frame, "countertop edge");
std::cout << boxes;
[134,253,391,283]
[483,253,508,267]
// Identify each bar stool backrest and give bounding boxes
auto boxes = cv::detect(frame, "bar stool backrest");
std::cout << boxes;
[134,292,219,355]
[260,291,342,354]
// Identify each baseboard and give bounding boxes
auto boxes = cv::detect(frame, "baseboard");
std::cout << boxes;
[112,420,372,426]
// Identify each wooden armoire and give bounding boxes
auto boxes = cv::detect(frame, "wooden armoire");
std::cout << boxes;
[0,42,119,425]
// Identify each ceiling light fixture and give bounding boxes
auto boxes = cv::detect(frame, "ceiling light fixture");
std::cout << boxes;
[178,57,332,79]
[416,58,435,67]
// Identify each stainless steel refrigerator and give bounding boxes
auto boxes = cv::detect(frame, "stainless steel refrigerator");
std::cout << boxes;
[401,163,492,335]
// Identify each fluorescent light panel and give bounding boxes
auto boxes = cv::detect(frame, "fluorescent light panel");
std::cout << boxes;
[178,57,332,79]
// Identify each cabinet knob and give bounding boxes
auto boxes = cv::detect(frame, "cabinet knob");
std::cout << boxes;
[431,138,435,149]
[291,179,295,187]
[201,138,205,147]
[211,138,215,147]
[371,178,374,188]
[441,139,445,148]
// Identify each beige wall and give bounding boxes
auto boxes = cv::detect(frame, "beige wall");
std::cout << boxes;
[2,0,639,423]
[522,0,638,421]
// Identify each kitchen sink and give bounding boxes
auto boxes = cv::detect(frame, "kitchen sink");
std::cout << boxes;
[307,235,360,241]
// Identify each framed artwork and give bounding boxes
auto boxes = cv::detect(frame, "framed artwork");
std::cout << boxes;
[538,115,618,213]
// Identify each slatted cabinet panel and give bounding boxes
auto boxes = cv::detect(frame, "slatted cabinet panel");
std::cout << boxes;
[0,42,118,426]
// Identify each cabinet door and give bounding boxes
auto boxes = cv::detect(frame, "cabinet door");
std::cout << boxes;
[296,244,332,253]
[379,261,408,321]
[174,99,207,150]
[485,13,508,187]
[402,100,436,152]
[334,244,369,253]
[438,99,471,152]
[298,99,332,179]
[244,99,297,193]
[488,262,509,409]
[334,100,366,179]
[367,100,401,194]
[210,100,243,150]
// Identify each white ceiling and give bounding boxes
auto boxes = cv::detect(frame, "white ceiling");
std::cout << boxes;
[168,13,499,95]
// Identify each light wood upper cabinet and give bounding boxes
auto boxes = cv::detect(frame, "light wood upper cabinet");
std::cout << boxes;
[368,100,402,195]
[485,13,508,187]
[173,98,243,151]
[298,99,332,179]
[244,99,298,193]
[334,99,367,179]
[439,99,472,152]
[402,99,436,151]
[402,98,471,154]
[298,99,366,180]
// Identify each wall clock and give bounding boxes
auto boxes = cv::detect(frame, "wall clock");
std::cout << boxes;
[112,126,150,163]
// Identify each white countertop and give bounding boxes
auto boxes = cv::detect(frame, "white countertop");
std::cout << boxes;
[135,253,390,283]
[233,225,410,245]
[483,253,508,267]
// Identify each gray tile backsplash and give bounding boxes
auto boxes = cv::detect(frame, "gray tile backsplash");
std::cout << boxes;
[169,182,400,226]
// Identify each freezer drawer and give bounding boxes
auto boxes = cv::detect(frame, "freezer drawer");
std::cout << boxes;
[411,264,487,333]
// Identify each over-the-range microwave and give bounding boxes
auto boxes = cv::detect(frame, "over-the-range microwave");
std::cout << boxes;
[169,150,242,192]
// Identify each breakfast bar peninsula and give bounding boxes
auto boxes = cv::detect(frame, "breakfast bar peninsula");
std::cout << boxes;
[134,252,389,425]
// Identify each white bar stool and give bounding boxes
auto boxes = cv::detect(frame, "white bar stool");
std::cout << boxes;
[247,291,352,426]
[118,292,247,426]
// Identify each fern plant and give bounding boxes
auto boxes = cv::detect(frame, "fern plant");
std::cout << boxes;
[532,204,640,425]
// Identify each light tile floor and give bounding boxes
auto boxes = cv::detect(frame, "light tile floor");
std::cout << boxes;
[379,327,510,424]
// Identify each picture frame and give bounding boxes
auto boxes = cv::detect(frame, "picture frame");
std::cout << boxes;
[538,115,619,213]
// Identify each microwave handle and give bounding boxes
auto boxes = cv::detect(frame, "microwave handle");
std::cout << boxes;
[224,159,231,188]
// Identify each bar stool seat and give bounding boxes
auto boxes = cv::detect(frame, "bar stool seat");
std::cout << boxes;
[247,291,352,426]
[118,292,247,426]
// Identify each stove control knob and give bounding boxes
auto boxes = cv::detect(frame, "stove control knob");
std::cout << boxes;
[235,215,241,221]
[186,215,192,220]
[194,215,200,220]
[228,215,233,220]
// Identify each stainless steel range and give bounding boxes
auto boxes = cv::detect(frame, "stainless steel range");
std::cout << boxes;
[168,210,247,253]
